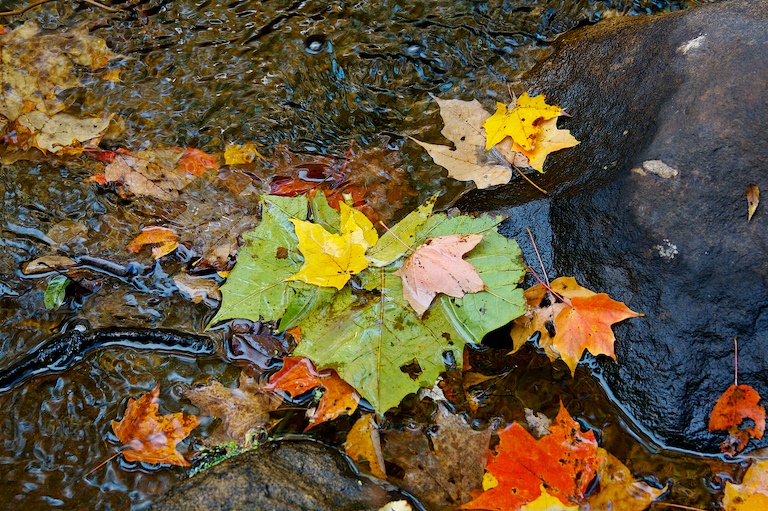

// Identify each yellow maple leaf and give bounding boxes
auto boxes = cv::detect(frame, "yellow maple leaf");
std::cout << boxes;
[723,460,768,511]
[286,203,375,289]
[224,142,264,165]
[521,485,578,511]
[483,93,562,152]
[512,117,579,173]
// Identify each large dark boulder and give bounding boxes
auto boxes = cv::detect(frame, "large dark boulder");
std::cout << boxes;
[463,0,768,452]
[149,440,415,511]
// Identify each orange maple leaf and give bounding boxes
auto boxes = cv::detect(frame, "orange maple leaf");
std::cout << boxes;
[264,356,359,431]
[511,277,642,375]
[709,384,766,455]
[111,384,199,467]
[462,402,603,510]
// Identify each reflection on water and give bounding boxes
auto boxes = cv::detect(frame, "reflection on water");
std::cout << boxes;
[0,0,712,508]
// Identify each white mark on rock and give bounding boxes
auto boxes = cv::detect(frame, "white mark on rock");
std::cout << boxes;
[631,159,679,179]
[678,35,706,54]
[655,239,679,261]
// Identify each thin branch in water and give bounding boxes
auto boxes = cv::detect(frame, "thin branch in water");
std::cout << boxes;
[650,502,706,511]
[526,227,549,287]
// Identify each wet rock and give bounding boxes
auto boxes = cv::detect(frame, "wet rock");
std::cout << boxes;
[464,0,768,452]
[149,440,416,511]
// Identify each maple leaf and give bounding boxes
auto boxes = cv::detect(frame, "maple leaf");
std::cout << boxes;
[410,96,513,189]
[509,117,579,173]
[182,372,281,448]
[294,211,526,412]
[483,93,562,152]
[100,150,199,201]
[708,383,766,455]
[583,450,666,511]
[263,356,360,430]
[177,148,220,176]
[286,201,377,289]
[722,460,768,511]
[368,196,436,267]
[112,385,199,467]
[510,276,642,375]
[345,413,387,479]
[461,402,603,511]
[395,234,486,317]
[521,486,578,511]
[125,226,179,258]
[14,111,111,154]
[383,402,491,510]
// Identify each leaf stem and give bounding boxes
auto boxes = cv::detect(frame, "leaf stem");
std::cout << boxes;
[514,165,547,195]
[526,265,571,307]
[377,221,416,253]
[84,450,122,477]
[526,227,549,287]
[734,336,739,387]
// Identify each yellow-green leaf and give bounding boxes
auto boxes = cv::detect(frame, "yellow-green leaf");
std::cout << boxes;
[483,93,562,151]
[340,201,378,248]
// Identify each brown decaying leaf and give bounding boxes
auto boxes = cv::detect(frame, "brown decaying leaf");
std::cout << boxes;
[125,226,179,258]
[708,383,766,455]
[383,402,491,511]
[172,272,221,305]
[264,356,360,431]
[583,450,666,511]
[101,150,198,201]
[747,183,760,221]
[345,413,387,479]
[22,255,77,275]
[111,384,199,467]
[510,276,642,375]
[182,372,281,448]
[394,234,485,317]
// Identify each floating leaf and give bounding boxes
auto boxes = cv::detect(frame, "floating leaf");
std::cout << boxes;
[723,460,768,511]
[345,413,387,479]
[263,356,359,430]
[112,385,199,466]
[209,194,336,331]
[583,450,666,511]
[410,96,512,189]
[709,383,766,455]
[44,275,69,310]
[483,93,562,151]
[462,403,603,510]
[395,234,485,317]
[295,212,525,412]
[511,277,642,375]
[368,195,435,267]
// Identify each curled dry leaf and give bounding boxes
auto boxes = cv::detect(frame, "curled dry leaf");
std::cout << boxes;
[112,385,199,467]
[708,383,766,455]
[747,183,760,221]
[394,234,485,317]
[182,372,281,448]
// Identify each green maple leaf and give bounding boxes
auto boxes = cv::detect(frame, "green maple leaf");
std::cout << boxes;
[208,194,335,331]
[294,213,526,412]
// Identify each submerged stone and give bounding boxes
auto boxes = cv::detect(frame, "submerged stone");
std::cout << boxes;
[149,440,416,511]
[463,0,768,452]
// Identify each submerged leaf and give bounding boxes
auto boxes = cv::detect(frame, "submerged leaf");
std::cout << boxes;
[723,460,768,511]
[112,385,199,466]
[44,275,69,310]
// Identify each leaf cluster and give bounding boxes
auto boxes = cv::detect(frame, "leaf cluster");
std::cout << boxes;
[210,192,526,412]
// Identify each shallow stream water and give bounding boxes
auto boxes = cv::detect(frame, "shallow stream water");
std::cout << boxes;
[0,0,728,509]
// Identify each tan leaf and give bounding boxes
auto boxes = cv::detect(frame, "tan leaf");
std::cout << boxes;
[410,96,512,189]
[345,413,387,479]
[583,450,666,511]
[22,255,77,275]
[395,234,485,317]
[15,111,111,154]
[747,183,760,221]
